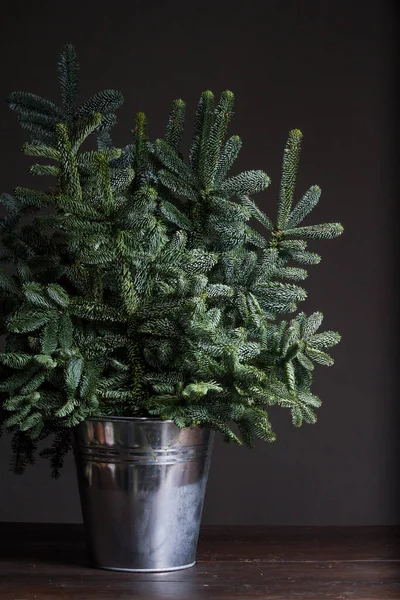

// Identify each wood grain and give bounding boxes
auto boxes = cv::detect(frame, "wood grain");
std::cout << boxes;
[0,523,399,599]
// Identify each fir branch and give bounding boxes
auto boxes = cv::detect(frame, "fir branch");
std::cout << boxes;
[76,89,124,117]
[203,90,235,187]
[287,185,322,228]
[29,164,58,177]
[70,112,102,152]
[9,431,37,475]
[39,429,72,478]
[7,307,53,333]
[57,44,80,121]
[277,129,303,229]
[158,169,198,201]
[219,170,270,197]
[153,139,197,185]
[8,91,62,119]
[282,222,344,240]
[56,123,82,200]
[165,99,186,152]
[238,195,274,231]
[189,90,214,177]
[22,143,61,161]
[132,112,150,186]
[215,135,242,185]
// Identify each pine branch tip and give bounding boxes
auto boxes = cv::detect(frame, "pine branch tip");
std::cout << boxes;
[201,90,214,101]
[173,98,186,107]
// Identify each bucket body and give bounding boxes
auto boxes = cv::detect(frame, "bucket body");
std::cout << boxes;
[73,417,214,572]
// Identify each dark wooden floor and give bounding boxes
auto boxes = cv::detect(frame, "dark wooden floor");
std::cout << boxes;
[0,523,399,599]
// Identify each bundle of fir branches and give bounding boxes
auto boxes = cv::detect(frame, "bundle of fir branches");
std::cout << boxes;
[0,45,343,477]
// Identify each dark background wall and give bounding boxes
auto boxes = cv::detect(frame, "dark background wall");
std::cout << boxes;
[0,0,397,525]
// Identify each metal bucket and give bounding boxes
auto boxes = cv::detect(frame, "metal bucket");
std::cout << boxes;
[73,417,214,572]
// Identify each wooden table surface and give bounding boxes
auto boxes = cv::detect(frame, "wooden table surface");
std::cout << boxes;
[0,523,399,599]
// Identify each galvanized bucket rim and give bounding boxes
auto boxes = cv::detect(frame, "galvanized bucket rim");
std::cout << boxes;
[85,416,175,423]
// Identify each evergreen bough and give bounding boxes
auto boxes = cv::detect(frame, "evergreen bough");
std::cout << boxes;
[0,46,344,477]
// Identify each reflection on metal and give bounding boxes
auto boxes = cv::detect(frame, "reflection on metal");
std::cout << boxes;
[73,417,214,572]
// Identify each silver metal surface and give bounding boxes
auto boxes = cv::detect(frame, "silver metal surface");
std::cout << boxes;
[73,417,214,572]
